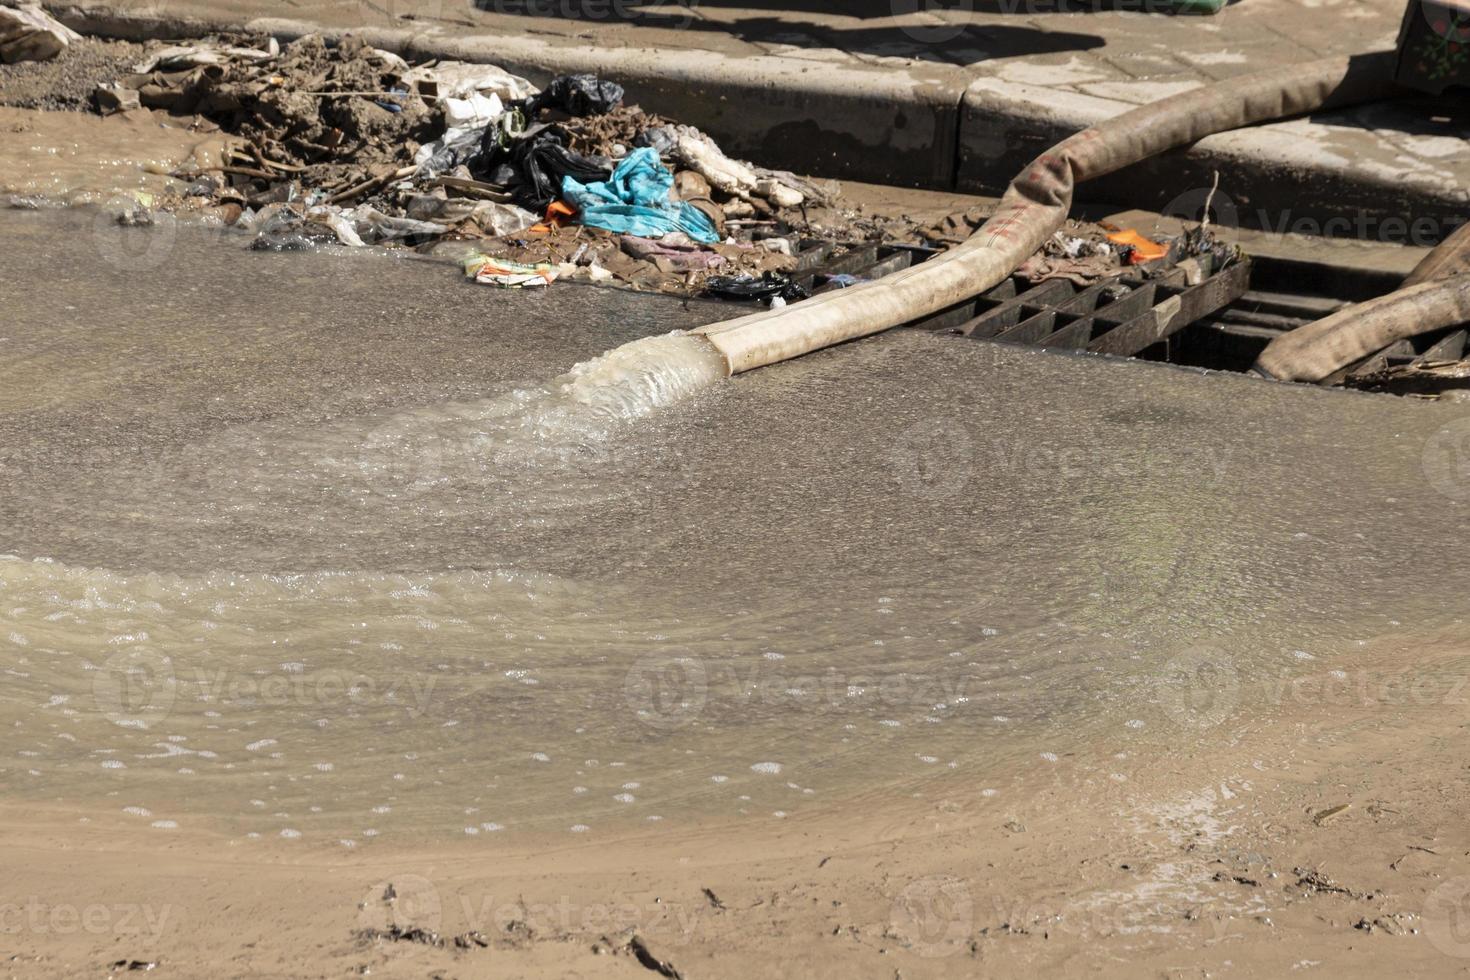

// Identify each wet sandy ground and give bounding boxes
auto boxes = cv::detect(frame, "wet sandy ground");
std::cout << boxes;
[6,625,1470,979]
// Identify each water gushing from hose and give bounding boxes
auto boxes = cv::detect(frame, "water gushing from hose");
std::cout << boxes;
[343,331,729,497]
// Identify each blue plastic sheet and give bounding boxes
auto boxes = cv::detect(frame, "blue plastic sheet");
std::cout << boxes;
[562,147,719,244]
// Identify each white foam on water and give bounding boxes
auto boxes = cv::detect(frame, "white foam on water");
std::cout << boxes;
[346,331,728,490]
[558,330,729,419]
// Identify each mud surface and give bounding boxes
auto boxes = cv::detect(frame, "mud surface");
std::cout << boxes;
[0,38,146,110]
[0,104,214,202]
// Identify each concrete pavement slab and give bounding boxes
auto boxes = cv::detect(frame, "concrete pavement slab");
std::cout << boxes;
[959,71,1469,233]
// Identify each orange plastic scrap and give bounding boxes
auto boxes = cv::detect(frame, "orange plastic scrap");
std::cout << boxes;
[1106,228,1170,264]
[530,200,577,234]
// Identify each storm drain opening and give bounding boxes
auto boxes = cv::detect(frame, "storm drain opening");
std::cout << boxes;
[772,230,1460,399]
[926,255,1250,359]
[716,222,1467,400]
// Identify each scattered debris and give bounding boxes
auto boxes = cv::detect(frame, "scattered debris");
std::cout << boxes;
[464,253,560,288]
[1389,844,1439,871]
[107,960,157,973]
[1313,803,1351,826]
[1018,223,1129,285]
[358,923,502,951]
[1290,867,1375,900]
[1106,227,1170,264]
[1348,356,1470,397]
[453,930,491,949]
[701,886,726,910]
[623,933,684,979]
[704,270,808,306]
[358,923,444,946]
[1353,913,1418,935]
[9,28,1302,367]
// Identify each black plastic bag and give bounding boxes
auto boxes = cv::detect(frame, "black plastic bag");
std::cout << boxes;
[633,125,677,158]
[419,123,490,175]
[703,272,811,305]
[525,74,624,117]
[480,123,611,212]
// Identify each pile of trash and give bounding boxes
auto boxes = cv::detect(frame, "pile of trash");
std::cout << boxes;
[1013,220,1219,286]
[12,24,1245,310]
[84,31,840,299]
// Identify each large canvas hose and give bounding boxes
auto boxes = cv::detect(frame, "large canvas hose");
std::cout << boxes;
[1255,220,1470,382]
[693,51,1397,375]
[1255,275,1470,381]
[1403,220,1470,287]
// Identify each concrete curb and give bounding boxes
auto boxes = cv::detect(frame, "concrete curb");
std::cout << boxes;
[961,77,1468,235]
[47,3,1468,236]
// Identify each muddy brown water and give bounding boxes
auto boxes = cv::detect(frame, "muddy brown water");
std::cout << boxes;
[3,207,1470,848]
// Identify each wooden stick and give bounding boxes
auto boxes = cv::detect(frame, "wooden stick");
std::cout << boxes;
[173,164,279,181]
[242,145,306,173]
[327,165,417,205]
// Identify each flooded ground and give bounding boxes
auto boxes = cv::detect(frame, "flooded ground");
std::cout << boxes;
[5,208,1470,977]
[0,105,210,202]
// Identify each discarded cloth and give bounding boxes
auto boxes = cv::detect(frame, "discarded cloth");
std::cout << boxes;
[0,2,81,63]
[919,205,991,246]
[404,192,538,236]
[464,254,559,288]
[620,234,727,274]
[246,202,448,250]
[1015,253,1119,286]
[562,147,718,244]
[670,126,807,209]
[525,74,624,117]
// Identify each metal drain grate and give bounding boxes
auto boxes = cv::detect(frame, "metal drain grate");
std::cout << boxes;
[909,255,1251,358]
